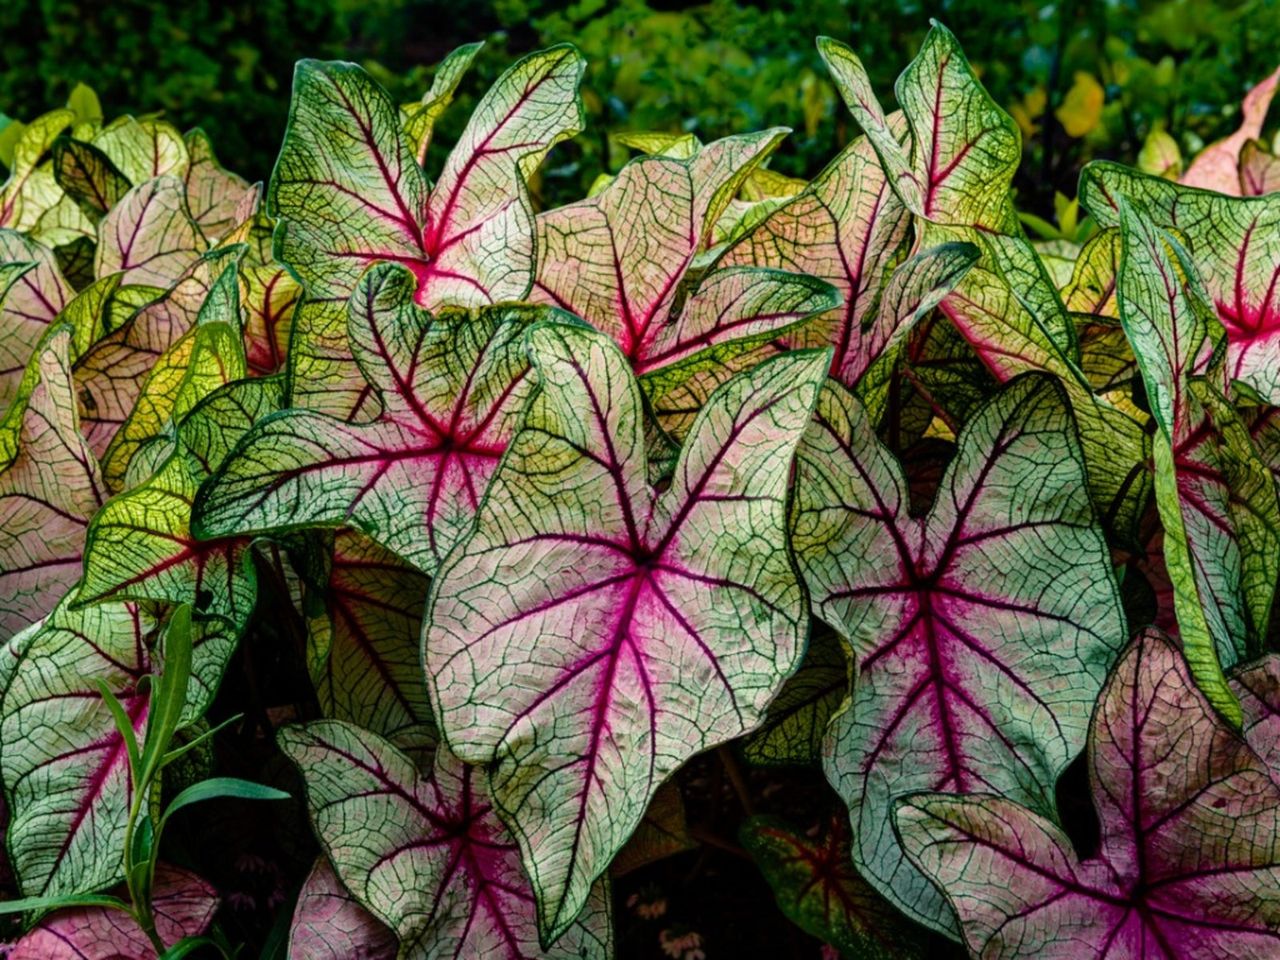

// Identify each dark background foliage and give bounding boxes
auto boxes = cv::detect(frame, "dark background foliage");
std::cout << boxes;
[3,0,1279,215]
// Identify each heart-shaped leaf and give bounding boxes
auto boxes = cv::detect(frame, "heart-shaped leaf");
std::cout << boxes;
[273,47,584,418]
[9,863,218,960]
[289,858,396,960]
[94,177,205,288]
[798,373,1126,935]
[0,326,104,635]
[896,629,1280,958]
[1180,64,1280,195]
[1115,200,1280,722]
[1,599,156,898]
[278,720,613,958]
[425,322,828,939]
[0,229,73,407]
[1082,161,1280,406]
[194,263,552,576]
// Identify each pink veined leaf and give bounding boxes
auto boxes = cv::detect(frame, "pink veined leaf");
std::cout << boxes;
[305,529,435,746]
[1081,161,1280,405]
[1115,200,1280,721]
[895,629,1280,959]
[75,247,242,459]
[289,858,397,960]
[531,134,845,436]
[94,176,206,288]
[1181,64,1280,195]
[193,263,555,577]
[272,47,584,419]
[242,265,300,376]
[795,372,1126,936]
[0,109,74,232]
[182,128,255,242]
[278,720,613,958]
[0,229,74,408]
[9,863,218,960]
[0,599,156,899]
[0,326,105,635]
[424,322,829,940]
[715,125,978,391]
[1239,139,1280,196]
[1232,654,1280,783]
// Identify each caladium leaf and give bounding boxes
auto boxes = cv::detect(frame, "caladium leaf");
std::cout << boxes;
[799,373,1126,935]
[532,135,840,435]
[1180,64,1280,195]
[52,136,132,220]
[1,598,157,898]
[1240,139,1280,196]
[609,782,694,877]
[242,265,300,376]
[99,263,246,489]
[306,529,434,746]
[289,858,396,960]
[1116,201,1280,720]
[0,327,105,636]
[715,127,978,391]
[895,629,1280,959]
[1062,228,1120,318]
[741,624,848,767]
[1081,161,1280,405]
[0,229,74,407]
[91,117,188,186]
[94,176,205,289]
[0,108,74,232]
[194,263,552,576]
[182,129,254,242]
[425,322,828,939]
[9,863,218,960]
[1233,655,1280,781]
[741,814,925,959]
[278,720,613,958]
[76,248,242,463]
[402,41,484,163]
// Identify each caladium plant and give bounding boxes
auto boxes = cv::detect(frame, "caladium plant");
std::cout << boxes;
[2,24,1280,960]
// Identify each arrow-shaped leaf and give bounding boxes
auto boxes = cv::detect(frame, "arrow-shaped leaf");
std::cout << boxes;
[797,373,1126,935]
[194,263,550,576]
[895,629,1280,958]
[425,322,828,939]
[279,720,613,958]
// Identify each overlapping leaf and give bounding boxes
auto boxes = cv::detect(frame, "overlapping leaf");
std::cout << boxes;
[741,814,925,959]
[9,864,218,960]
[289,858,396,960]
[896,630,1280,958]
[1233,654,1280,781]
[797,373,1126,935]
[279,720,613,958]
[402,41,483,163]
[1,599,156,898]
[0,108,74,233]
[273,46,584,417]
[532,134,840,436]
[1082,161,1280,406]
[1240,139,1280,196]
[425,322,827,939]
[820,27,1150,536]
[1115,201,1280,721]
[195,263,552,576]
[0,327,104,635]
[306,529,434,747]
[94,176,205,288]
[0,229,73,406]
[1180,64,1280,195]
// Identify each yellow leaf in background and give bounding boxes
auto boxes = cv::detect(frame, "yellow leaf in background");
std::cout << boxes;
[1010,86,1047,138]
[1056,72,1104,137]
[1138,123,1183,179]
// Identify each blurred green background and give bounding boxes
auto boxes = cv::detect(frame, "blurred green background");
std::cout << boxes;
[3,0,1278,215]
